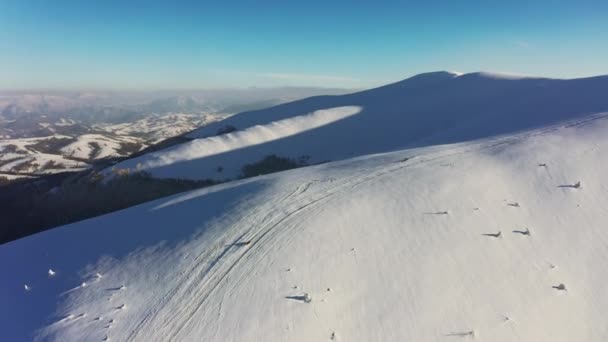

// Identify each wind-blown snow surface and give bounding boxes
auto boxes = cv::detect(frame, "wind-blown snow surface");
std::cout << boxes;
[2,112,608,341]
[116,106,361,179]
[109,71,608,181]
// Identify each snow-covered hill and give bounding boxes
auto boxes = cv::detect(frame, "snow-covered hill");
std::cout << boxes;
[0,135,89,174]
[95,113,228,145]
[110,71,608,181]
[0,112,231,178]
[2,105,608,341]
[59,134,145,161]
[0,133,145,175]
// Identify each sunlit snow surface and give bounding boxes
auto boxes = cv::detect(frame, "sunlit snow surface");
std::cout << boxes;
[2,111,608,341]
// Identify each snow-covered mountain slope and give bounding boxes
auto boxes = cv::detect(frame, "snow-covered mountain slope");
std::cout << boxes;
[2,111,608,341]
[0,113,226,177]
[110,71,608,181]
[0,132,145,175]
[112,106,361,179]
[59,134,145,160]
[95,113,228,145]
[0,135,90,174]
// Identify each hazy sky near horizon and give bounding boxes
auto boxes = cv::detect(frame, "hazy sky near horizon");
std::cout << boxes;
[1,0,607,90]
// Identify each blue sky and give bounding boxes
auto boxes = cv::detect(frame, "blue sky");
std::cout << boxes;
[1,0,607,89]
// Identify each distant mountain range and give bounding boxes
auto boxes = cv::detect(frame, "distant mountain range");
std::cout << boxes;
[0,87,352,178]
[0,87,353,131]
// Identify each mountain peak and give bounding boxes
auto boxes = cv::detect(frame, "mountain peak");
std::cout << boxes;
[406,71,461,82]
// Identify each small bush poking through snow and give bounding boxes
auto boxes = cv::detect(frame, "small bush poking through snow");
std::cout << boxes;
[303,293,312,303]
[553,283,567,291]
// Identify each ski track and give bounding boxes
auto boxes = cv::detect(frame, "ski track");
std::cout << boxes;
[124,115,590,341]
[127,168,383,340]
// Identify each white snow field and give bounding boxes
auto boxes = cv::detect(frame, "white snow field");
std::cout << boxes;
[2,108,608,341]
[109,71,608,181]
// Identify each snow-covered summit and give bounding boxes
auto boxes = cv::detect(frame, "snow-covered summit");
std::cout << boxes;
[395,70,461,83]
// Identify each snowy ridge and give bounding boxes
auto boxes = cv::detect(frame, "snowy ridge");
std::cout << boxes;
[115,106,361,179]
[2,109,608,341]
[95,113,228,145]
[0,135,89,174]
[0,173,34,180]
[60,134,144,160]
[108,71,608,181]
